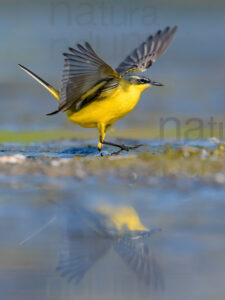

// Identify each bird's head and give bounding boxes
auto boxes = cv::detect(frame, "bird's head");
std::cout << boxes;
[128,75,163,88]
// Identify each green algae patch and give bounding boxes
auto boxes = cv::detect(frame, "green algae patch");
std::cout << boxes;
[0,124,221,143]
[0,131,88,143]
[0,128,156,143]
[76,147,225,179]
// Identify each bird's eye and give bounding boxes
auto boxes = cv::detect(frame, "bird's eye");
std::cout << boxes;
[139,78,148,84]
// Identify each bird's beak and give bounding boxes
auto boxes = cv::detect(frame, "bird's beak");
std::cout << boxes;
[150,81,164,86]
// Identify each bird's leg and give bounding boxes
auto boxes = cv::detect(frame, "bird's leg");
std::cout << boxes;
[97,123,106,155]
[97,123,142,154]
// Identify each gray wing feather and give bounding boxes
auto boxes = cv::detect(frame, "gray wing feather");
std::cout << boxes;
[57,206,113,284]
[57,236,112,284]
[116,26,178,75]
[114,232,164,287]
[56,42,120,113]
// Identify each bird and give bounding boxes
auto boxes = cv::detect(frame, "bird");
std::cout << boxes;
[57,203,163,286]
[19,26,178,154]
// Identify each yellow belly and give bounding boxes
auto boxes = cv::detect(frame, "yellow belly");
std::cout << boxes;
[66,80,149,128]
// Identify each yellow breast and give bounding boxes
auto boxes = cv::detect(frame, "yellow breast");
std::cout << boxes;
[66,79,150,128]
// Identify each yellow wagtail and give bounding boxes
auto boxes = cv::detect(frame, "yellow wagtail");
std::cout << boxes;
[19,26,178,153]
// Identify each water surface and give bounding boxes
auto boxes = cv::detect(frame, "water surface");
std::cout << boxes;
[0,139,225,300]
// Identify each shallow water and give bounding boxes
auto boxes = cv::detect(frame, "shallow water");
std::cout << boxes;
[0,138,218,158]
[1,139,225,300]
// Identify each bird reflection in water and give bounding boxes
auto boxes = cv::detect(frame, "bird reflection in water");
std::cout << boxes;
[57,203,163,288]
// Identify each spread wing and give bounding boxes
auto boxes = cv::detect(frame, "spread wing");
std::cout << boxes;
[49,43,120,115]
[116,26,178,75]
[57,207,113,284]
[57,235,112,284]
[114,232,164,287]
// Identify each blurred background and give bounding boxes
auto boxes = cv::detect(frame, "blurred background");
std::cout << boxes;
[0,0,225,138]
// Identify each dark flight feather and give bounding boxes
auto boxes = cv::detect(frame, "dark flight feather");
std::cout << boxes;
[116,26,178,75]
[48,43,120,115]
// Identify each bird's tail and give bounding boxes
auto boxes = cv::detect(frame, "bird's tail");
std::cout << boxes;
[18,64,59,101]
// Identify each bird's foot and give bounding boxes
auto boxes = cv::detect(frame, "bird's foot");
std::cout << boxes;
[111,144,143,155]
[98,148,104,157]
